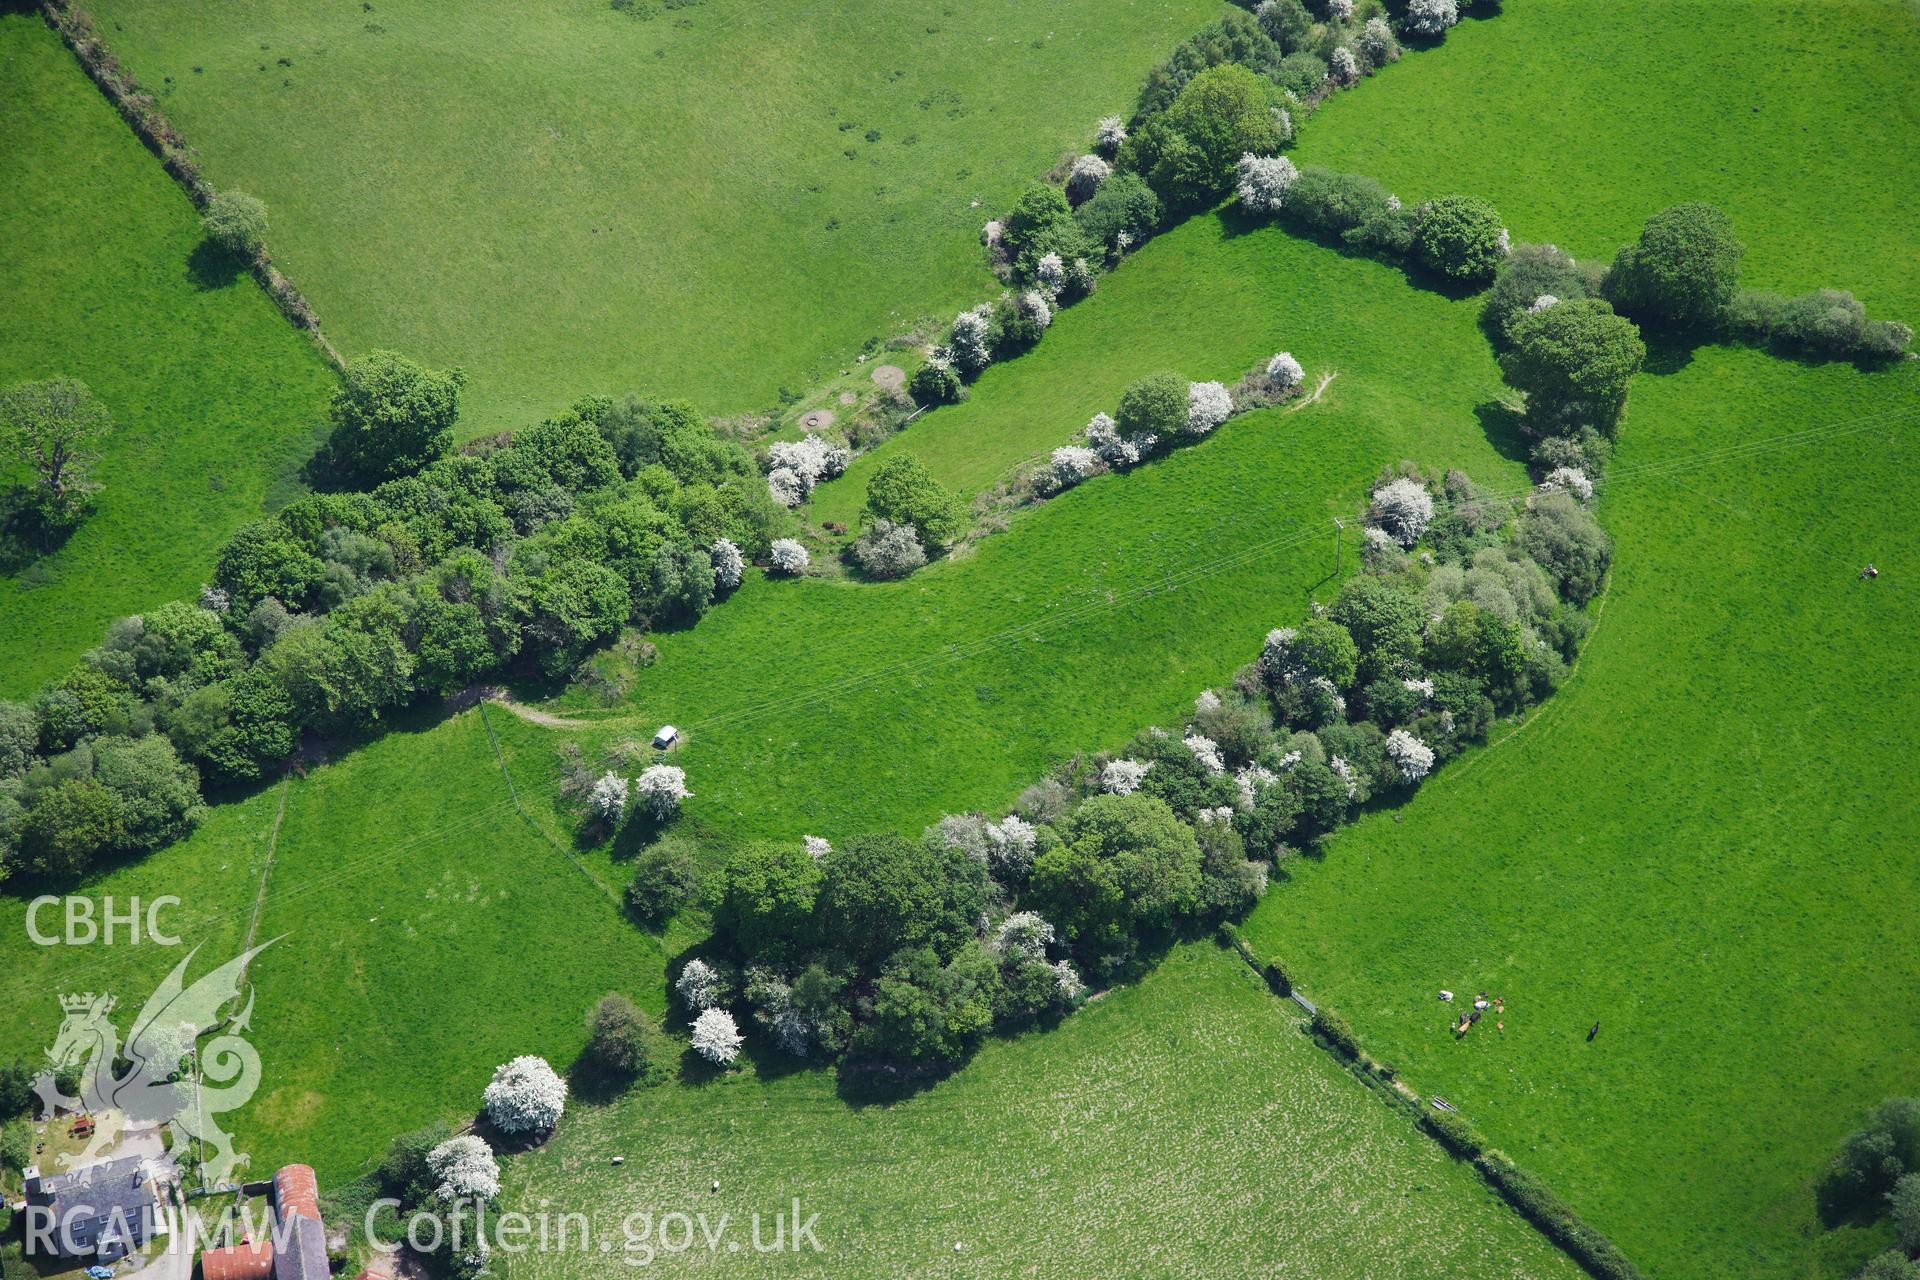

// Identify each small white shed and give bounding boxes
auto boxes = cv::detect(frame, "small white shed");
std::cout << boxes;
[652,725,679,750]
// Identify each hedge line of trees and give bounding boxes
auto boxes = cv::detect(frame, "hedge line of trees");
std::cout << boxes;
[664,467,1604,1069]
[910,0,1459,402]
[0,352,785,887]
[1220,921,1648,1280]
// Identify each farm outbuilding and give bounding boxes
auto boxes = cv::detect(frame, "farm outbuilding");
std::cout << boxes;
[201,1239,274,1280]
[270,1165,329,1280]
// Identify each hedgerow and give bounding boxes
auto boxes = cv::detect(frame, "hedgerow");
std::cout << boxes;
[0,387,786,886]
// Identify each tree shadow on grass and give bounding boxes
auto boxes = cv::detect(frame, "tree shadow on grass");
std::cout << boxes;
[1641,332,1701,378]
[1473,400,1533,465]
[1211,205,1490,302]
[186,239,245,291]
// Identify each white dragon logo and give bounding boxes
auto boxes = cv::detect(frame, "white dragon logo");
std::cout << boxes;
[34,940,278,1187]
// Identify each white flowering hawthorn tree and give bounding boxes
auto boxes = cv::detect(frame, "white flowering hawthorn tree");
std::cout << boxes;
[985,814,1039,880]
[1051,445,1102,489]
[769,538,810,575]
[1539,466,1594,501]
[483,1055,567,1134]
[1018,289,1053,330]
[993,911,1056,959]
[677,958,726,1011]
[767,467,807,508]
[1403,676,1436,700]
[1369,477,1435,547]
[1385,728,1436,784]
[1095,115,1128,157]
[692,1008,744,1065]
[1034,252,1066,293]
[1186,381,1234,436]
[1363,525,1403,561]
[1195,688,1223,715]
[427,1135,501,1202]
[1528,293,1561,315]
[1406,0,1459,37]
[1261,626,1302,682]
[1265,351,1305,397]
[1327,0,1354,19]
[198,585,230,614]
[636,763,691,820]
[931,813,991,861]
[1358,16,1399,66]
[802,834,831,859]
[949,306,994,376]
[1235,153,1299,217]
[1330,46,1360,85]
[1235,763,1279,810]
[1101,758,1152,795]
[769,436,849,490]
[1184,733,1226,775]
[1329,754,1359,800]
[1052,960,1086,1004]
[1085,412,1150,468]
[1066,153,1110,204]
[710,538,744,591]
[588,771,628,823]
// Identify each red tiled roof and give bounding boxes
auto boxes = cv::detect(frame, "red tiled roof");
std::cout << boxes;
[272,1166,320,1222]
[202,1241,274,1280]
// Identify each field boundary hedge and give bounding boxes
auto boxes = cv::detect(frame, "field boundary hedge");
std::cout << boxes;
[1217,922,1648,1280]
[35,0,345,371]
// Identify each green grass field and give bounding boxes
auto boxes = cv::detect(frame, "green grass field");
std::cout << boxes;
[1291,0,1920,321]
[814,0,1920,524]
[0,11,338,695]
[493,942,1584,1279]
[0,706,666,1184]
[808,204,1479,528]
[1248,349,1920,1280]
[76,0,1225,432]
[5,4,1919,1278]
[0,177,1534,1206]
[544,216,1520,843]
[1231,4,1920,1278]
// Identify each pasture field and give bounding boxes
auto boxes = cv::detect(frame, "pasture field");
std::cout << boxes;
[6,6,1917,1279]
[1247,349,1920,1280]
[75,0,1226,432]
[544,214,1520,843]
[814,0,1920,523]
[494,942,1585,1280]
[0,205,1532,1198]
[1232,4,1920,1278]
[806,205,1483,528]
[0,707,665,1185]
[0,11,337,695]
[1291,0,1920,320]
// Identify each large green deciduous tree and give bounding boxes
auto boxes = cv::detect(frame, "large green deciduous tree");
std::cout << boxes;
[0,377,113,537]
[1604,202,1743,330]
[324,350,464,482]
[1499,298,1647,434]
[862,454,963,547]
